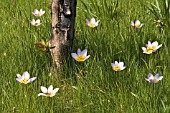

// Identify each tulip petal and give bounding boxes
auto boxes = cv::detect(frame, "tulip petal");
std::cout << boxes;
[16,74,21,78]
[111,63,115,67]
[146,41,151,47]
[142,47,146,51]
[139,24,144,27]
[95,20,100,26]
[90,18,96,24]
[145,78,151,82]
[114,61,118,65]
[118,62,124,67]
[31,19,35,24]
[157,44,162,49]
[40,86,48,93]
[38,93,47,96]
[148,73,154,79]
[81,49,87,56]
[28,77,37,83]
[131,21,135,26]
[86,19,90,25]
[52,88,59,94]
[77,49,81,56]
[154,74,160,79]
[157,76,163,81]
[23,71,30,80]
[121,66,126,70]
[36,19,40,23]
[152,41,158,46]
[16,77,23,82]
[84,55,90,60]
[48,85,53,93]
[135,20,141,25]
[71,53,77,59]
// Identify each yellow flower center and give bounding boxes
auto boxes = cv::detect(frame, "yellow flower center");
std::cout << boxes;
[113,66,121,71]
[45,92,54,97]
[145,49,153,54]
[20,78,29,84]
[76,54,86,62]
[88,23,95,28]
[37,13,41,16]
[153,79,159,83]
[50,92,54,97]
[135,23,140,28]
[149,46,156,51]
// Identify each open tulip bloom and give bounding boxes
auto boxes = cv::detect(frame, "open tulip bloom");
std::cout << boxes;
[31,19,41,26]
[16,71,36,84]
[86,18,100,28]
[146,41,162,52]
[131,20,144,28]
[145,73,163,83]
[32,9,45,17]
[142,47,153,54]
[38,85,59,97]
[142,41,162,54]
[71,49,90,62]
[111,61,126,71]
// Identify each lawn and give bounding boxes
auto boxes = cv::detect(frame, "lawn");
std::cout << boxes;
[1,0,170,113]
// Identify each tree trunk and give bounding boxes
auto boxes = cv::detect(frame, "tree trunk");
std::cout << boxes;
[49,0,77,71]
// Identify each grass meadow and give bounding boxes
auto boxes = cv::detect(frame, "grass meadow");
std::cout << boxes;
[1,0,170,113]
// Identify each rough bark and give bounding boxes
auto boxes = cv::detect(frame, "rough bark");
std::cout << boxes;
[49,0,77,70]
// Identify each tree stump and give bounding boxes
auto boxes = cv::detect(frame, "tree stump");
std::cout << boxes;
[49,0,77,71]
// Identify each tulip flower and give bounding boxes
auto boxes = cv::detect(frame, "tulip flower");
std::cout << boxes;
[31,19,41,26]
[32,9,45,17]
[16,71,36,84]
[38,85,59,97]
[111,61,126,71]
[71,48,90,62]
[145,73,163,83]
[131,20,144,28]
[86,18,100,28]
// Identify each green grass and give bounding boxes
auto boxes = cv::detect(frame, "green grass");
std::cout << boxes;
[1,0,170,113]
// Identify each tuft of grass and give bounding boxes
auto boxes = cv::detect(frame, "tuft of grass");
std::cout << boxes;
[147,0,170,30]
